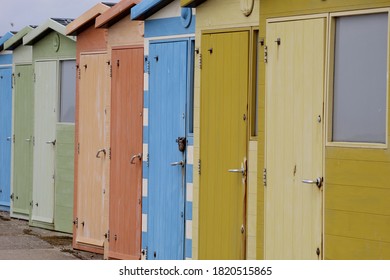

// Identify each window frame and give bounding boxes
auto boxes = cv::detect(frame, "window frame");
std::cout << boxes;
[326,8,390,149]
[59,58,76,124]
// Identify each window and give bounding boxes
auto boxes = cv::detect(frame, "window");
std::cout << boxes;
[60,60,76,123]
[252,30,260,137]
[332,12,388,144]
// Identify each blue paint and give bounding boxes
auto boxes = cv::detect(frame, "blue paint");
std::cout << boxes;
[0,67,12,211]
[131,0,174,20]
[142,197,148,214]
[186,163,193,183]
[187,137,194,146]
[0,32,14,51]
[186,201,193,220]
[144,16,196,38]
[185,239,192,259]
[0,54,12,65]
[144,91,149,108]
[147,40,188,260]
[143,126,149,143]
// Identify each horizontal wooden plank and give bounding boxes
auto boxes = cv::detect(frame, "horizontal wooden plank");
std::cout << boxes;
[326,158,390,189]
[326,184,390,215]
[325,209,390,243]
[326,146,390,162]
[325,234,390,260]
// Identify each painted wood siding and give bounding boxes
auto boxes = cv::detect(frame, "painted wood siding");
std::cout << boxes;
[0,67,12,211]
[259,0,390,260]
[55,123,74,233]
[12,64,34,218]
[108,47,143,260]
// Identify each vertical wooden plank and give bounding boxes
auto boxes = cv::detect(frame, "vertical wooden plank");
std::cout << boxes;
[76,53,109,248]
[108,47,143,260]
[32,60,57,224]
[12,65,34,217]
[199,31,249,260]
[0,67,12,211]
[264,18,325,259]
[147,41,187,260]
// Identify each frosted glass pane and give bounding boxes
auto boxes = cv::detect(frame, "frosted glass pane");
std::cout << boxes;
[333,13,388,143]
[60,60,76,123]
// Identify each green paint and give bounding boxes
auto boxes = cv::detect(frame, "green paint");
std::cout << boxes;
[33,31,76,61]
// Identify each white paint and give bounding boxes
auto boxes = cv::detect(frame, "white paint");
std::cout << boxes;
[186,183,193,202]
[186,220,192,239]
[143,108,148,126]
[149,0,181,20]
[142,214,148,232]
[142,178,148,197]
[143,144,148,161]
[186,145,193,165]
[144,73,149,91]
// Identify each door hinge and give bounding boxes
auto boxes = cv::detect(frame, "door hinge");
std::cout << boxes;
[108,147,111,159]
[77,143,80,154]
[109,65,112,77]
[32,136,35,146]
[12,73,15,89]
[141,247,148,260]
[30,200,33,207]
[198,159,201,175]
[77,65,81,79]
[104,230,110,242]
[33,73,36,82]
[263,168,267,187]
[73,217,78,228]
[146,153,149,167]
[13,134,15,143]
[264,45,268,63]
[10,193,14,201]
[198,53,202,69]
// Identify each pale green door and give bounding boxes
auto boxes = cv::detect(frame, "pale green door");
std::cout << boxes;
[12,64,34,218]
[32,60,57,224]
[199,31,249,260]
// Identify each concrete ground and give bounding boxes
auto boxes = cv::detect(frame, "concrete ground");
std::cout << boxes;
[0,211,103,260]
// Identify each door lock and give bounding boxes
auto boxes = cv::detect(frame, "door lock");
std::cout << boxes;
[176,137,186,152]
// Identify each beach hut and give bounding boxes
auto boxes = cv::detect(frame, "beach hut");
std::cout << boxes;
[66,3,113,254]
[23,18,76,232]
[4,26,35,219]
[131,0,195,260]
[0,32,14,212]
[95,0,144,260]
[181,0,259,260]
[258,0,390,259]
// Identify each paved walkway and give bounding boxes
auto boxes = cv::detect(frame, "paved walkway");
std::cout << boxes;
[0,211,103,260]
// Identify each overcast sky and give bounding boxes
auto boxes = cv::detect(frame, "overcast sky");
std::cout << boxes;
[0,0,120,36]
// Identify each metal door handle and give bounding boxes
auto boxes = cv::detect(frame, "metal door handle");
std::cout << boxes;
[6,137,11,141]
[130,153,142,164]
[171,161,184,167]
[96,149,106,158]
[45,140,56,145]
[228,168,245,174]
[302,177,323,188]
[25,138,31,142]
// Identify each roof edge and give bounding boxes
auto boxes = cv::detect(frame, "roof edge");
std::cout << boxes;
[96,0,140,28]
[131,0,174,20]
[180,0,206,8]
[66,2,112,35]
[0,32,15,50]
[4,26,35,50]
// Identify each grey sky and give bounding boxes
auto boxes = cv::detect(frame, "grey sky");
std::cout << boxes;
[0,0,120,36]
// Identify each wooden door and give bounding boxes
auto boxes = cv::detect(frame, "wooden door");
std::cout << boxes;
[199,31,249,260]
[32,61,57,224]
[75,53,109,248]
[265,18,325,259]
[0,67,12,211]
[12,65,34,217]
[108,47,143,260]
[147,41,187,260]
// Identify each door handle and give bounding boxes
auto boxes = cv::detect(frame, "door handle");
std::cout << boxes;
[302,177,323,188]
[6,137,11,141]
[171,161,184,167]
[25,138,31,142]
[96,149,106,158]
[130,153,142,164]
[45,140,56,145]
[228,168,245,174]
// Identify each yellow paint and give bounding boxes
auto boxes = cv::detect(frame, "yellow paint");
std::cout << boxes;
[199,31,248,259]
[247,140,257,259]
[264,18,325,259]
[191,0,259,260]
[259,0,390,260]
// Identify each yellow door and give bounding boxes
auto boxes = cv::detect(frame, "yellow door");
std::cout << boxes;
[265,18,325,259]
[199,31,248,260]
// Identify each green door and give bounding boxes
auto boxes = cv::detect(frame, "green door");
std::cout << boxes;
[12,65,34,218]
[199,31,249,259]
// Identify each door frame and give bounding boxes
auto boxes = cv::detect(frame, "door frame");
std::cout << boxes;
[264,14,327,259]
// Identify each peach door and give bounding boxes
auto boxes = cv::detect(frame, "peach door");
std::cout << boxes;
[75,53,109,249]
[108,47,143,259]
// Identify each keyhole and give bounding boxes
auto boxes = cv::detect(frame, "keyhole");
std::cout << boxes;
[154,251,157,258]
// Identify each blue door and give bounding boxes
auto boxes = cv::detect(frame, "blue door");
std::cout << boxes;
[0,67,12,211]
[148,40,188,260]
